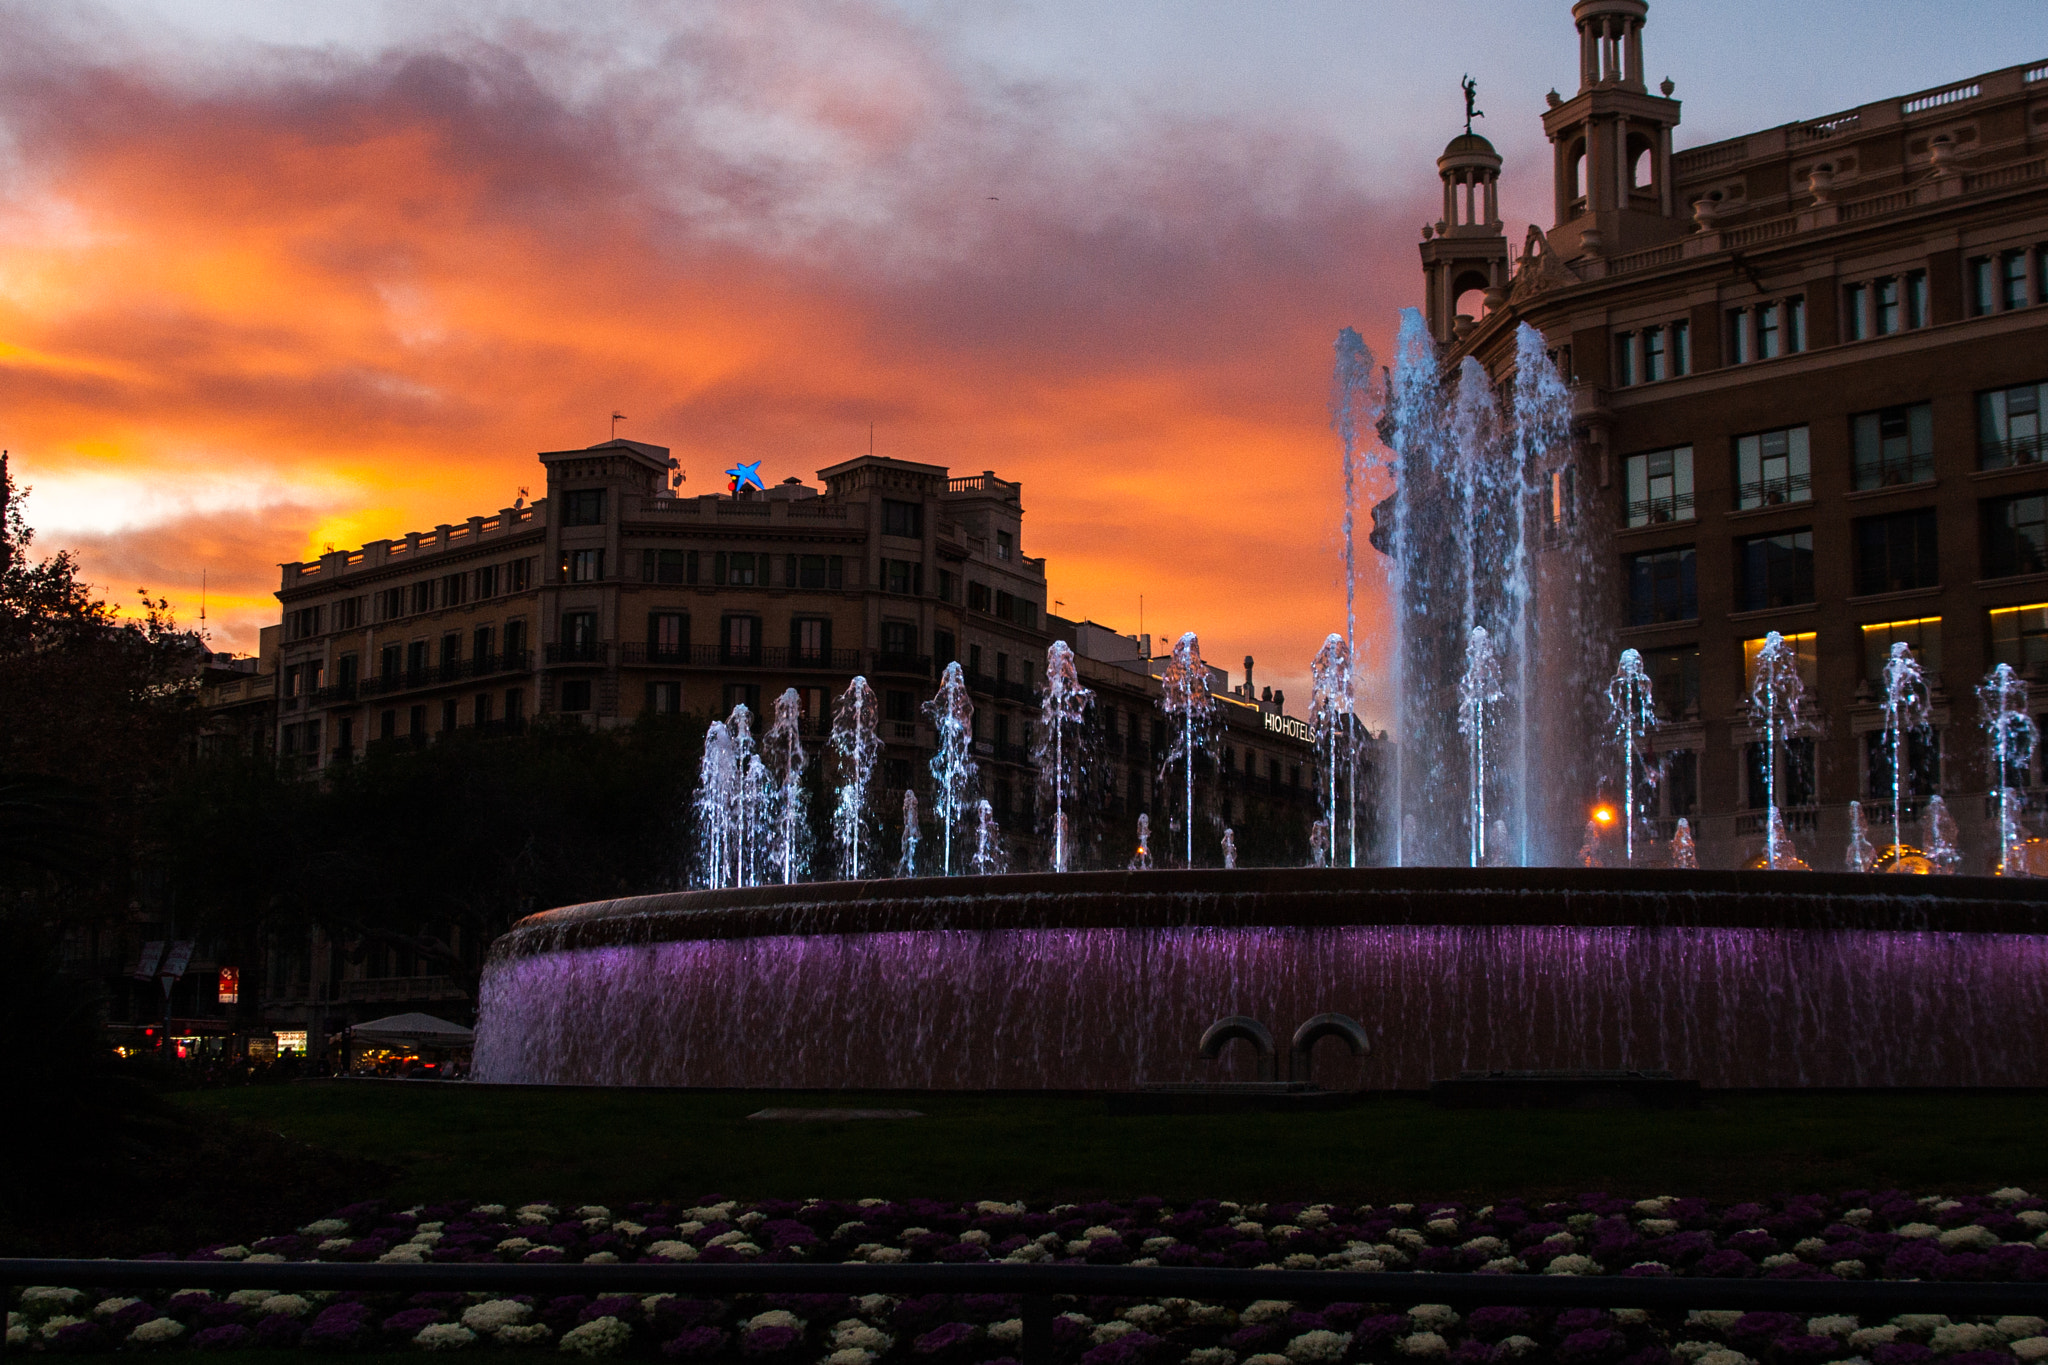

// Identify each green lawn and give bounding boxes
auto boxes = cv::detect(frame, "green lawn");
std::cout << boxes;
[172,1082,2048,1210]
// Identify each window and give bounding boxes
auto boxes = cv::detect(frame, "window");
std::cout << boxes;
[380,709,397,740]
[441,698,458,732]
[722,614,760,664]
[881,499,923,538]
[1738,530,1815,610]
[509,558,532,592]
[792,617,830,662]
[934,629,957,667]
[376,587,404,620]
[648,682,683,715]
[1745,737,1816,809]
[561,611,599,661]
[649,612,688,661]
[1989,603,2048,675]
[883,558,922,595]
[643,549,686,584]
[1854,508,1940,594]
[409,704,427,739]
[561,489,607,526]
[1614,332,1637,386]
[2004,250,2029,312]
[1643,327,1666,382]
[1625,446,1694,526]
[1983,494,2048,578]
[1859,616,1942,682]
[1844,284,1869,342]
[1852,403,1934,488]
[1864,728,1941,804]
[1671,320,1691,376]
[1743,631,1818,694]
[380,643,402,680]
[1643,644,1700,721]
[1736,426,1811,508]
[798,555,829,589]
[1626,546,1697,625]
[1725,307,1748,361]
[567,549,604,583]
[506,688,525,725]
[1786,297,1806,352]
[440,632,461,670]
[439,573,465,608]
[1971,256,1996,316]
[472,626,493,665]
[474,692,492,726]
[1875,278,1901,336]
[1758,303,1781,358]
[722,683,760,715]
[407,640,429,678]
[476,565,498,599]
[286,606,323,640]
[1658,749,1699,822]
[880,620,916,659]
[504,619,527,659]
[1906,271,1928,329]
[409,581,434,614]
[1979,381,2046,468]
[715,552,756,586]
[967,581,992,612]
[559,680,592,712]
[884,689,916,723]
[937,570,956,603]
[336,653,358,689]
[997,530,1014,561]
[335,716,353,755]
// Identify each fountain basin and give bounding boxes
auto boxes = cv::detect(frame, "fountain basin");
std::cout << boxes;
[472,867,2048,1090]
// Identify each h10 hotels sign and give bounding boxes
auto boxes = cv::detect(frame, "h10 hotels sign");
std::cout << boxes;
[1262,712,1312,743]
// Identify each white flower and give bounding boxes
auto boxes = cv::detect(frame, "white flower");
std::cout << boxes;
[1389,1228,1429,1252]
[613,1221,646,1240]
[559,1316,632,1357]
[128,1318,187,1346]
[1003,1244,1050,1263]
[707,1230,754,1249]
[647,1241,698,1261]
[1539,1232,1577,1251]
[1793,1238,1830,1260]
[1994,1188,2034,1202]
[1299,1208,1333,1229]
[1241,1302,1294,1325]
[1496,1337,1538,1358]
[1188,1350,1237,1365]
[1842,1208,1873,1225]
[1397,1332,1448,1358]
[674,1221,707,1237]
[1233,1221,1266,1237]
[92,1298,143,1319]
[517,1203,559,1218]
[1121,1306,1172,1330]
[1896,1223,1941,1239]
[412,1230,446,1246]
[1760,1253,1800,1269]
[856,1198,888,1209]
[1689,1313,1745,1333]
[497,1324,554,1346]
[259,1295,312,1318]
[737,1212,766,1231]
[497,1238,537,1253]
[1425,1218,1461,1237]
[959,1229,992,1246]
[41,1316,86,1339]
[300,1218,349,1236]
[1388,1203,1414,1214]
[1633,1198,1672,1215]
[1481,1257,1524,1273]
[748,1312,805,1334]
[464,1301,534,1334]
[865,1247,908,1263]
[1849,1329,1901,1350]
[1933,1200,1963,1212]
[1093,1322,1139,1344]
[1286,1329,1352,1363]
[577,1205,611,1220]
[988,1321,1023,1346]
[974,1200,1025,1216]
[2019,1211,2048,1231]
[1673,1343,1718,1362]
[1892,1316,1952,1337]
[1831,1260,1866,1278]
[1374,1243,1413,1267]
[1460,1236,1505,1254]
[1696,1353,1751,1365]
[1141,1236,1177,1253]
[1280,1253,1318,1269]
[1629,1261,1670,1275]
[1188,1305,1238,1327]
[379,1246,428,1263]
[418,1323,479,1351]
[1806,1317,1858,1340]
[1410,1306,1459,1331]
[584,1252,619,1265]
[228,1290,273,1308]
[214,1246,249,1261]
[1928,1324,1997,1354]
[1998,1319,2048,1342]
[1244,1355,1292,1365]
[688,1201,736,1221]
[2011,1338,2048,1363]
[1939,1225,2000,1251]
[244,1253,285,1264]
[1615,1311,1650,1328]
[1545,1254,1599,1275]
[319,1237,354,1252]
[824,1351,876,1365]
[5,1325,27,1350]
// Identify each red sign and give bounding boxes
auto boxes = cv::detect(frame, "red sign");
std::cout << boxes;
[217,967,239,1004]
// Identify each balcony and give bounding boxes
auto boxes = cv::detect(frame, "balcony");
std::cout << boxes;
[1733,807,1820,837]
[1735,473,1812,510]
[996,678,1039,706]
[545,641,608,665]
[870,651,933,678]
[1981,435,2048,470]
[357,651,533,698]
[1625,492,1695,528]
[617,644,862,670]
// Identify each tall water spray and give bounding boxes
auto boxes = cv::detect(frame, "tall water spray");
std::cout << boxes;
[924,662,978,876]
[1457,626,1505,868]
[1927,795,1961,872]
[1331,329,1379,866]
[1129,813,1153,871]
[1748,631,1809,869]
[1847,800,1876,873]
[762,689,810,885]
[1159,632,1217,867]
[970,800,1006,876]
[1979,663,2038,874]
[1604,648,1658,864]
[695,721,738,889]
[829,677,882,879]
[1310,633,1353,868]
[1037,641,1093,872]
[897,790,921,878]
[1880,641,1931,864]
[1222,828,1237,870]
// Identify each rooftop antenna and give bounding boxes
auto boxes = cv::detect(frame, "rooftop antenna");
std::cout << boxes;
[869,422,875,456]
[611,411,626,440]
[199,569,207,628]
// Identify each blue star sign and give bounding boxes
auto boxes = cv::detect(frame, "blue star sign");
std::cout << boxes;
[725,460,766,495]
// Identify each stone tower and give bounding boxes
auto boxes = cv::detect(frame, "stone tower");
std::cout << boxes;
[1420,128,1511,347]
[1541,0,1685,261]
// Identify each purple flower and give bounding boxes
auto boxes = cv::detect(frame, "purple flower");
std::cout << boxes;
[108,1300,161,1336]
[1948,1353,2017,1365]
[1725,1313,1803,1353]
[937,1242,991,1262]
[582,1297,642,1324]
[1080,1331,1162,1365]
[1871,1345,1933,1365]
[1557,1329,1627,1365]
[168,1292,217,1319]
[893,1296,953,1331]
[196,1302,247,1330]
[1771,1336,1842,1365]
[1356,1315,1414,1346]
[1450,1341,1498,1365]
[1467,1308,1534,1341]
[1225,1326,1280,1353]
[662,1328,731,1360]
[1695,1249,1758,1278]
[1620,1349,1674,1365]
[192,1324,252,1352]
[46,1321,106,1354]
[303,1304,373,1352]
[1556,1310,1612,1335]
[741,1325,805,1358]
[957,1295,1019,1323]
[914,1322,983,1358]
[652,1300,728,1335]
[382,1308,447,1337]
[251,1314,304,1348]
[541,1296,593,1333]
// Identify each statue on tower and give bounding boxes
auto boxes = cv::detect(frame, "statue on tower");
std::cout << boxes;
[1462,74,1483,135]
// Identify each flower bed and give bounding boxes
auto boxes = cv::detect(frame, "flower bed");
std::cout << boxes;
[11,1190,2048,1362]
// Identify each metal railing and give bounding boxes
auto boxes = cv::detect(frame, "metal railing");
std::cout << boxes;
[1735,473,1812,509]
[1625,492,1694,527]
[358,652,533,697]
[617,644,861,671]
[1734,806,1820,836]
[544,642,608,666]
[1981,434,2048,469]
[870,651,933,678]
[6,1256,2045,1365]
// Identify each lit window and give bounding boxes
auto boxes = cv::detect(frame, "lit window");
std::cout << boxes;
[1852,403,1934,488]
[1980,381,2046,469]
[1859,616,1941,682]
[1743,631,1818,693]
[1989,603,2048,675]
[2003,251,2029,311]
[1736,426,1811,508]
[1624,446,1694,527]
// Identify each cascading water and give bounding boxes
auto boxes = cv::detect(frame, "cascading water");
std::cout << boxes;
[1310,633,1352,869]
[694,721,738,889]
[1604,648,1657,865]
[762,689,810,886]
[1880,641,1930,865]
[1980,663,2038,875]
[924,661,978,876]
[1927,796,1961,873]
[1129,813,1153,871]
[1222,828,1237,870]
[1748,631,1809,870]
[1456,626,1504,868]
[896,790,921,878]
[1330,329,1379,866]
[970,800,1006,875]
[1309,820,1329,868]
[829,676,882,880]
[1847,800,1876,873]
[1158,632,1217,867]
[1670,818,1696,869]
[1036,641,1093,872]
[726,705,762,888]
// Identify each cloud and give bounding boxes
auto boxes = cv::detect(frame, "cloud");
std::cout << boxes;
[0,1,1438,710]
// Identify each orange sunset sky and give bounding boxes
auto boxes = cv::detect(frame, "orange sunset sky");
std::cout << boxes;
[2,1,2031,717]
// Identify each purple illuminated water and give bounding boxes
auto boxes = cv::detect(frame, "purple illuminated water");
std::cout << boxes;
[474,914,2048,1090]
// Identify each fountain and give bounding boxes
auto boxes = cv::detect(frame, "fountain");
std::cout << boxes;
[1331,329,1376,866]
[1222,828,1237,870]
[896,790,920,878]
[1036,642,1092,872]
[1670,818,1696,869]
[1748,632,1809,870]
[1128,813,1153,871]
[1880,642,1931,868]
[762,689,809,886]
[1457,626,1504,868]
[970,800,1006,876]
[1980,663,2038,875]
[1604,648,1657,865]
[1158,632,1217,867]
[1310,633,1353,869]
[924,662,978,877]
[1847,801,1876,873]
[829,677,881,880]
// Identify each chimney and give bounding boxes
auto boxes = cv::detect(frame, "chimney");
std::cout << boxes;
[1244,655,1255,697]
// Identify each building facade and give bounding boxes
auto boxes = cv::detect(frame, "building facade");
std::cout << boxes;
[1436,1,2048,870]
